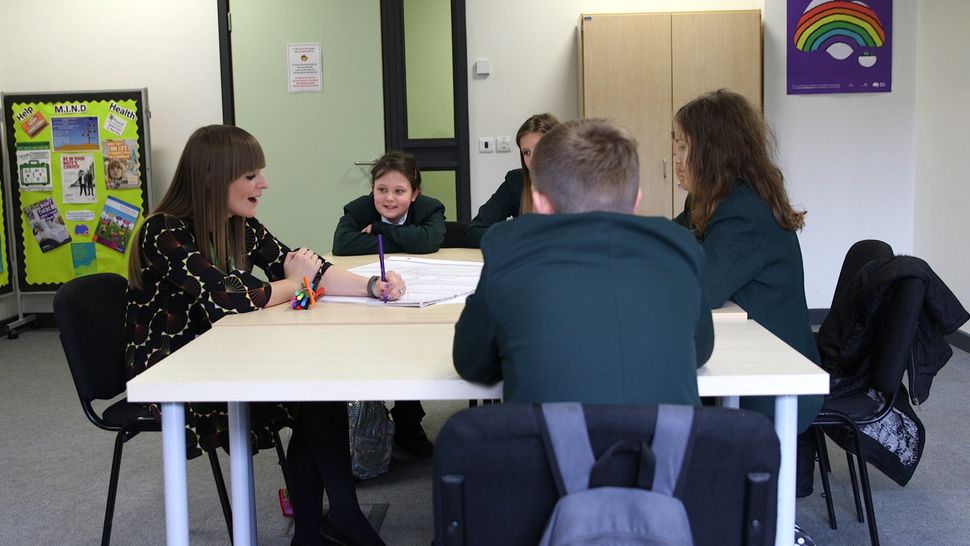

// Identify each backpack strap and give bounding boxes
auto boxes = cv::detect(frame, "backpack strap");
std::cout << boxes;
[651,404,694,496]
[539,402,595,495]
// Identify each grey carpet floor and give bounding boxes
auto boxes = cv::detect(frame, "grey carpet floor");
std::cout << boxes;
[1,327,967,545]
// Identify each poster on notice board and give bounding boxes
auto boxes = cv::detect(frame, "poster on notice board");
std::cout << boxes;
[787,0,892,94]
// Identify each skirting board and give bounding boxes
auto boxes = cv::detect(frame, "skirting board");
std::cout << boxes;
[947,330,970,353]
[808,308,828,326]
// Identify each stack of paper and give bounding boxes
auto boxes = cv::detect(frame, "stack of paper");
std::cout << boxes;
[322,256,483,308]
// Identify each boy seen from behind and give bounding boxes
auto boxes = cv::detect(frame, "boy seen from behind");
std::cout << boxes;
[453,119,714,406]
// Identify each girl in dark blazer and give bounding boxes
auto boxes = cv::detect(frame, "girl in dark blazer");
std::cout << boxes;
[673,90,823,497]
[332,151,445,256]
[466,113,560,247]
[332,151,442,457]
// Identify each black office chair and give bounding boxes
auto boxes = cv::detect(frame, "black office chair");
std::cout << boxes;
[810,244,924,546]
[811,239,893,532]
[53,273,287,545]
[829,240,894,306]
[443,221,472,249]
[434,403,779,545]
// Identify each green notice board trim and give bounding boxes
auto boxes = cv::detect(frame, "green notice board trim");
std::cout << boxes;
[0,173,11,294]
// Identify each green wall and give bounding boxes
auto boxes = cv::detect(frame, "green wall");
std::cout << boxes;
[231,0,385,255]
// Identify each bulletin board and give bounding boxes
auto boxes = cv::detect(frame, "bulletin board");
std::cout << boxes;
[1,89,152,292]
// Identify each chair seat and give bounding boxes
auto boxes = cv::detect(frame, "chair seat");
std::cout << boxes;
[819,391,888,423]
[102,399,159,429]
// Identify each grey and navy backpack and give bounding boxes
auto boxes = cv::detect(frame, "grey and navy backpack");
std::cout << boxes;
[537,402,695,546]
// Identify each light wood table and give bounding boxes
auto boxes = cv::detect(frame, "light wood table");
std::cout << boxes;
[327,248,483,269]
[220,249,483,327]
[220,249,747,327]
[127,250,820,546]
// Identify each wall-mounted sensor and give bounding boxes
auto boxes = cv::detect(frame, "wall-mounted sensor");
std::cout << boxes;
[474,59,491,77]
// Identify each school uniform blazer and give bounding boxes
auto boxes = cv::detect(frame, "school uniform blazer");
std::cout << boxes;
[466,168,524,248]
[701,180,823,430]
[332,193,446,255]
[454,212,714,406]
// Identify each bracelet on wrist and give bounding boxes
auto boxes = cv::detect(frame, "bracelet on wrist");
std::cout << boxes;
[366,275,380,299]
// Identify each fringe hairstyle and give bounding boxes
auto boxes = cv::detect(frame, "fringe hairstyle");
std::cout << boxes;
[516,113,560,214]
[371,151,421,191]
[674,89,805,235]
[128,125,266,289]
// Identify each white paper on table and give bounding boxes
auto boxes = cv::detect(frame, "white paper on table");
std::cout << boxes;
[322,256,482,307]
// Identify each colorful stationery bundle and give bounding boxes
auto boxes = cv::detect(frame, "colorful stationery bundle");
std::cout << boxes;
[291,276,325,310]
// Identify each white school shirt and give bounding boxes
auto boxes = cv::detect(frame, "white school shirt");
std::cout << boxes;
[380,211,408,226]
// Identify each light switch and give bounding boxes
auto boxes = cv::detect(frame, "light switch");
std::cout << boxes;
[496,136,512,153]
[478,137,495,153]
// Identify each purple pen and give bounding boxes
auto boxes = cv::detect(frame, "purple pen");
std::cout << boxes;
[377,234,388,302]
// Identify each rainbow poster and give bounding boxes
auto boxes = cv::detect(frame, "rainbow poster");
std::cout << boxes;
[788,0,892,94]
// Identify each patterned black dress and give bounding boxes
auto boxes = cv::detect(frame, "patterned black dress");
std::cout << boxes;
[125,214,329,457]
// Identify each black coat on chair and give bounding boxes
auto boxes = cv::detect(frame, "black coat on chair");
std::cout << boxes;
[812,252,969,546]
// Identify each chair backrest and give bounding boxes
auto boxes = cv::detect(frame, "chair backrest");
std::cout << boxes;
[53,272,130,403]
[433,403,778,546]
[443,221,471,249]
[869,277,925,396]
[831,240,894,307]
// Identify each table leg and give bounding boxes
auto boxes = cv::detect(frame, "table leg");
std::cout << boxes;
[161,402,189,546]
[774,395,797,546]
[229,401,257,545]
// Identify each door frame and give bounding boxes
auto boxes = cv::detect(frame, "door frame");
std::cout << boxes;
[380,0,471,222]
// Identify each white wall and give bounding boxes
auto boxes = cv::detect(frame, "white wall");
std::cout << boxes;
[915,1,970,334]
[0,0,222,322]
[764,0,917,308]
[465,0,760,211]
[0,0,224,204]
[467,0,921,310]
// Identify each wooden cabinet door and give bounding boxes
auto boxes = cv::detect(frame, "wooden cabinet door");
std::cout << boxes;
[581,14,673,217]
[671,10,763,214]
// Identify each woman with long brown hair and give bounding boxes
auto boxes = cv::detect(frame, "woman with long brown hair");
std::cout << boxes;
[126,125,402,545]
[466,112,560,247]
[673,89,822,498]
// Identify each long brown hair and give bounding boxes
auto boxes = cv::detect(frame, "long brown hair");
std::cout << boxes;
[516,113,560,213]
[128,125,266,289]
[675,89,805,234]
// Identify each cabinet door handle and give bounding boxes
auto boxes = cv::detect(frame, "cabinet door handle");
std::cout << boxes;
[354,160,377,166]
[663,159,667,179]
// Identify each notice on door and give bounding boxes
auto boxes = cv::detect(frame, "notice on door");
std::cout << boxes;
[287,42,323,93]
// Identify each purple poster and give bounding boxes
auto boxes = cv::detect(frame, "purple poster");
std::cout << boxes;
[787,0,892,95]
